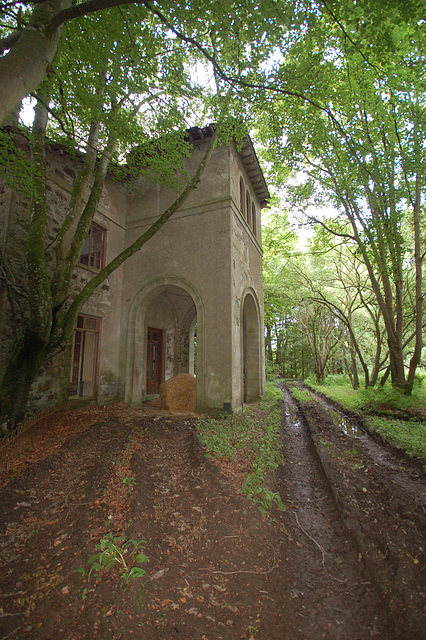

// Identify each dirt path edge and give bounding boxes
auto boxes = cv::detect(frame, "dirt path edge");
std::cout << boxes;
[284,382,426,640]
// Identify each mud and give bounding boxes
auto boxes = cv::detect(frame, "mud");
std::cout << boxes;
[0,389,424,640]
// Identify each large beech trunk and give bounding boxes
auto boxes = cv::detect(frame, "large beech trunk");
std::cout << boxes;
[0,331,47,432]
[0,0,70,127]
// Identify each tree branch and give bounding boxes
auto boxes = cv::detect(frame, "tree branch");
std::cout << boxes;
[58,125,220,341]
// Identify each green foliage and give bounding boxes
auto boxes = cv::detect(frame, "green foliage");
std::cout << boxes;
[0,130,34,196]
[242,485,286,517]
[367,417,426,460]
[289,386,314,405]
[122,476,136,487]
[196,382,284,514]
[260,382,283,405]
[309,380,426,415]
[265,359,281,382]
[413,371,426,388]
[77,533,148,588]
[254,0,425,390]
[308,381,426,459]
[307,374,352,388]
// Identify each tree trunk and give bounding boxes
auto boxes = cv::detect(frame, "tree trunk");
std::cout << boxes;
[0,0,70,126]
[265,324,273,361]
[405,172,423,394]
[0,330,47,431]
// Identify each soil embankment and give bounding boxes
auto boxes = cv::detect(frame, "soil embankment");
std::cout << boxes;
[0,393,424,640]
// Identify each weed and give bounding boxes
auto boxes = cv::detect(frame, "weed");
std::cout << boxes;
[76,533,148,588]
[196,382,285,514]
[122,475,136,486]
[242,485,286,516]
[289,386,314,404]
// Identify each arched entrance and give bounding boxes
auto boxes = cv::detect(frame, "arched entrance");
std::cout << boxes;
[126,278,205,407]
[242,291,261,403]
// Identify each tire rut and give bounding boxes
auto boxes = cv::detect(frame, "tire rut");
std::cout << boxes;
[271,385,394,640]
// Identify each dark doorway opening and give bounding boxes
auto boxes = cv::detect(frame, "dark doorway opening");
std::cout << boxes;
[146,327,163,394]
[69,314,100,397]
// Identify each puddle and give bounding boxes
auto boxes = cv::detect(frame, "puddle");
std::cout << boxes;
[327,409,364,437]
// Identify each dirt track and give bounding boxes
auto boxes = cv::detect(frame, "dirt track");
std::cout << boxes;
[0,388,424,640]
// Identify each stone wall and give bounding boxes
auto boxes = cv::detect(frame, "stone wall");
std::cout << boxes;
[1,129,267,420]
[0,133,126,417]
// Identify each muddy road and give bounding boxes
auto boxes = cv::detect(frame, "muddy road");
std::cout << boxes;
[281,381,426,640]
[0,388,424,640]
[272,385,389,639]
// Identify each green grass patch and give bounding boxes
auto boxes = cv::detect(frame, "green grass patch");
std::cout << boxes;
[366,416,426,459]
[195,382,285,514]
[288,386,314,404]
[307,381,426,460]
[308,381,426,414]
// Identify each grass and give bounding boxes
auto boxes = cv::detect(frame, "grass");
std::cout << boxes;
[366,417,426,459]
[289,386,315,405]
[307,377,426,414]
[195,382,285,514]
[306,379,426,460]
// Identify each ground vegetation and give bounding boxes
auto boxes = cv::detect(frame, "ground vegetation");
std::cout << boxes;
[0,386,424,639]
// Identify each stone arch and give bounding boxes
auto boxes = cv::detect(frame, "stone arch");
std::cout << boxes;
[126,277,205,408]
[241,288,261,403]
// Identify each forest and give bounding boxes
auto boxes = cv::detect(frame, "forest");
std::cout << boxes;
[0,0,424,430]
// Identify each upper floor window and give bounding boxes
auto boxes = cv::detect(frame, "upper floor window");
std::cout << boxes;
[252,202,257,236]
[239,177,245,217]
[246,191,251,225]
[239,176,258,238]
[79,222,106,270]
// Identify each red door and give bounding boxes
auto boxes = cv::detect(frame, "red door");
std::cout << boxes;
[69,314,100,397]
[146,328,163,394]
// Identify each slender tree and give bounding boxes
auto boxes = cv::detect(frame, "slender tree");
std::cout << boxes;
[255,2,425,392]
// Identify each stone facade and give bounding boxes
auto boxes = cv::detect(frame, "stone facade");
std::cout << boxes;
[0,127,268,416]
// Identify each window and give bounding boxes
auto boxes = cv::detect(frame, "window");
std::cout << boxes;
[69,314,101,397]
[252,202,257,235]
[79,222,105,270]
[239,177,245,217]
[246,191,251,225]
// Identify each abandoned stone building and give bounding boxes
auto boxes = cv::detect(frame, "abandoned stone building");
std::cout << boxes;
[0,126,269,416]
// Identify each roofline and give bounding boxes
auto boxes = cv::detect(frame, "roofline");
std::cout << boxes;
[186,125,270,208]
[237,136,270,208]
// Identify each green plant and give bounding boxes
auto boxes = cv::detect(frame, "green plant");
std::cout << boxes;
[196,381,285,514]
[306,373,352,387]
[366,417,426,459]
[242,485,286,516]
[306,381,426,460]
[122,476,136,486]
[289,386,314,404]
[76,533,148,587]
[265,359,281,382]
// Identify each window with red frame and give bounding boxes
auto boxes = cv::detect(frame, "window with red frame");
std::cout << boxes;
[252,202,257,235]
[79,222,106,270]
[239,177,245,217]
[69,314,101,398]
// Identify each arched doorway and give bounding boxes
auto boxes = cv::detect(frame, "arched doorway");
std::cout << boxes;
[242,291,261,403]
[126,278,205,407]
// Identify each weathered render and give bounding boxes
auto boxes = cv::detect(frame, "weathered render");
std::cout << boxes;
[0,126,268,417]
